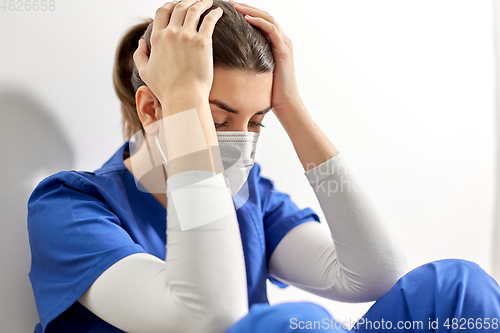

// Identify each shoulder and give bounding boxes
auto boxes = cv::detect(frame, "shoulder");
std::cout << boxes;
[26,168,132,253]
[28,171,91,207]
[28,168,125,205]
[26,169,127,236]
[28,171,89,203]
[28,141,131,205]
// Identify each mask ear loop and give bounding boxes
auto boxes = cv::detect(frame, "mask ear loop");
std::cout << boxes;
[154,135,169,178]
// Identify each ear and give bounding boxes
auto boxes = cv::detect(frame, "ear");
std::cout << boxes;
[135,86,163,136]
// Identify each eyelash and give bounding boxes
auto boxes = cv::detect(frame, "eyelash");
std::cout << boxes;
[214,122,265,128]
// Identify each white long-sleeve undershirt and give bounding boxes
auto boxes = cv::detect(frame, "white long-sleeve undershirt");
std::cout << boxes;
[78,170,249,333]
[77,152,409,332]
[268,152,408,302]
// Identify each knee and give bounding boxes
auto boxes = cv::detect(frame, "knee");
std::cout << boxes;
[420,259,497,293]
[424,259,500,314]
[432,258,488,279]
[399,259,495,292]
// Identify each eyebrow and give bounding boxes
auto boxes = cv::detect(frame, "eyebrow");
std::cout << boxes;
[209,99,272,116]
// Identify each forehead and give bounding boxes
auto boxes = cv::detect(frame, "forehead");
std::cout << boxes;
[210,67,273,107]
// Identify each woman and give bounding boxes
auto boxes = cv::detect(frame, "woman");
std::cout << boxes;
[27,0,500,332]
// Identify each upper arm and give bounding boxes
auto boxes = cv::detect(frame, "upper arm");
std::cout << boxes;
[268,220,340,291]
[78,252,198,333]
[267,220,379,302]
[256,170,321,288]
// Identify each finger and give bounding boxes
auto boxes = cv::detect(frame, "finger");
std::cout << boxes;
[133,39,149,74]
[184,0,216,32]
[229,1,259,10]
[169,0,202,27]
[229,1,266,14]
[198,7,224,39]
[229,2,282,31]
[243,16,283,49]
[153,1,180,31]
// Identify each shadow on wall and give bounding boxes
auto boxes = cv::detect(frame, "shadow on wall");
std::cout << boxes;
[0,88,74,333]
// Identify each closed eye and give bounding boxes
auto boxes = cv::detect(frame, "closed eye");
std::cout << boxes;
[214,122,265,128]
[214,122,227,128]
[250,121,265,128]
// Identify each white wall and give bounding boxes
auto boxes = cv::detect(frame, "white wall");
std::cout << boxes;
[491,0,500,287]
[0,0,495,330]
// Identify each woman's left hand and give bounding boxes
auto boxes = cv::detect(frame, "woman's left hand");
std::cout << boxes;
[228,0,303,116]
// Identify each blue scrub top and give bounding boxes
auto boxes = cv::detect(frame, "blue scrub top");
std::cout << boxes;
[27,141,321,333]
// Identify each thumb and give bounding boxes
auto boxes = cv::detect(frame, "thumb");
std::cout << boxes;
[133,39,149,74]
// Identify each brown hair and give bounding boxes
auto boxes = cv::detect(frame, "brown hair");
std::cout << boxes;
[113,0,275,141]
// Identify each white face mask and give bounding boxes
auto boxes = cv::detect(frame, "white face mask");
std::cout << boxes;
[154,131,259,209]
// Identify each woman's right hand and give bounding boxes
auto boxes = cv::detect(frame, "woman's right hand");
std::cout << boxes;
[133,0,223,116]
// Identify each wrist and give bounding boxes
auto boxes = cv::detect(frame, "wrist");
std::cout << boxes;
[272,97,307,119]
[157,96,218,158]
[273,100,309,125]
[159,91,210,117]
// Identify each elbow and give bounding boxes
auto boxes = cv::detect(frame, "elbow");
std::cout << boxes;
[372,246,410,299]
[330,255,410,303]
[357,255,410,302]
[176,305,247,333]
[203,291,249,333]
[360,242,410,302]
[201,305,248,333]
[162,295,248,333]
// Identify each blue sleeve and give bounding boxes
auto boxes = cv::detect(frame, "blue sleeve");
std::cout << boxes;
[257,166,321,289]
[27,171,147,332]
